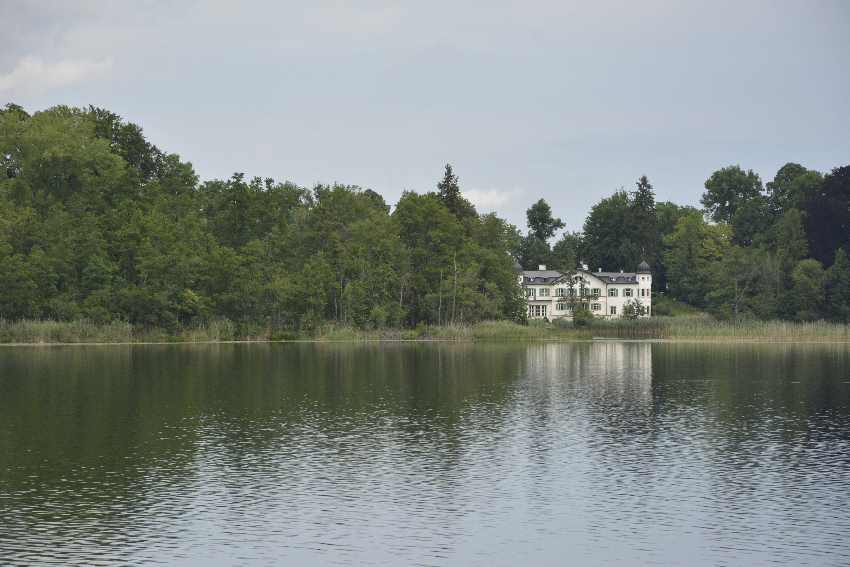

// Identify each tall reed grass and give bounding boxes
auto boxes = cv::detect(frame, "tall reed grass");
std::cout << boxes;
[591,315,850,341]
[0,318,133,344]
[2,316,850,344]
[0,318,239,344]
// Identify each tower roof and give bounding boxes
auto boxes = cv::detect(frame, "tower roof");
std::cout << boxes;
[637,260,651,273]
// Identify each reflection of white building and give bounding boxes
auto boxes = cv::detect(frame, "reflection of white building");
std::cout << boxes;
[525,342,653,402]
[518,262,652,320]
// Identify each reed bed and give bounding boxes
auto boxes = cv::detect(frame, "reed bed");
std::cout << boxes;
[313,320,573,341]
[0,319,134,344]
[2,316,850,344]
[0,318,241,344]
[592,316,850,341]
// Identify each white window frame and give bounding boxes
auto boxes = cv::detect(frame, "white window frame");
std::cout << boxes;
[530,304,548,318]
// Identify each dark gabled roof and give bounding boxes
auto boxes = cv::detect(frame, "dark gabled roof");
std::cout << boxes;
[521,270,563,284]
[522,268,645,285]
[582,270,639,284]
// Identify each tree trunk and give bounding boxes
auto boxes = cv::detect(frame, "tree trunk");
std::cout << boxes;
[438,269,443,326]
[451,254,458,325]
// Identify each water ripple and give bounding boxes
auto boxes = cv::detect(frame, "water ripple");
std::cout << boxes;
[1,342,849,565]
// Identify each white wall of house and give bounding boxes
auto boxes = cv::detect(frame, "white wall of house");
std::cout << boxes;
[522,269,652,320]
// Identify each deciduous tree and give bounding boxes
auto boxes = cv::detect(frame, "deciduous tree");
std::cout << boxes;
[701,166,763,224]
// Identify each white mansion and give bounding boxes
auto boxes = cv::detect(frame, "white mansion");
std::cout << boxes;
[518,261,653,320]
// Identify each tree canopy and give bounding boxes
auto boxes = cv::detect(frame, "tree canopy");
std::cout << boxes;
[2,103,849,327]
[0,105,522,331]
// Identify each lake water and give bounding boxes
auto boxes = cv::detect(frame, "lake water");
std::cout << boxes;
[1,341,849,566]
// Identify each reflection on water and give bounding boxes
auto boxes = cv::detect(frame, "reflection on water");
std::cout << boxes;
[1,342,849,566]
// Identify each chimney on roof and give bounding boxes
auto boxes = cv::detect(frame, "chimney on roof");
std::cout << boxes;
[580,261,588,271]
[620,269,624,273]
[597,267,602,273]
[538,264,546,271]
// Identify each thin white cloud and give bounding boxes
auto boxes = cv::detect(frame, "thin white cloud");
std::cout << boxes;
[0,55,113,94]
[465,188,516,211]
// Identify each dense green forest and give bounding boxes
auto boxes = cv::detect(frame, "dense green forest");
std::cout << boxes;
[520,165,850,322]
[1,103,849,333]
[0,104,525,332]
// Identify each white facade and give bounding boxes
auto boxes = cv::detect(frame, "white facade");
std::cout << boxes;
[519,263,652,320]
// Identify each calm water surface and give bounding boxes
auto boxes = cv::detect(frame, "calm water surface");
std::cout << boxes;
[1,341,849,566]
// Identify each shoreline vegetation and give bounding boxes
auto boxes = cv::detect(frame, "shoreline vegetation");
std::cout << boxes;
[2,104,850,335]
[4,317,850,345]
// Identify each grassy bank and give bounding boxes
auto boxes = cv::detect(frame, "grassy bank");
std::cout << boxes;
[0,318,572,344]
[3,316,850,345]
[304,317,850,342]
[0,318,240,344]
[590,316,850,341]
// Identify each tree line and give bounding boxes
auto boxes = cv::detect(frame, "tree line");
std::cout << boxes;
[0,104,524,331]
[518,165,850,321]
[2,103,849,329]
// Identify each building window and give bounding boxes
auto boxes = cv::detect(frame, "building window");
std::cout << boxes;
[539,288,549,297]
[556,288,565,297]
[526,288,535,297]
[624,288,633,297]
[580,288,588,297]
[640,288,645,297]
[610,306,617,315]
[556,302,567,311]
[569,288,576,297]
[608,288,618,297]
[530,304,548,318]
[592,288,600,297]
[591,303,601,311]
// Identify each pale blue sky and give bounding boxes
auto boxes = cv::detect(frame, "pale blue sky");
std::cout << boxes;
[2,0,849,233]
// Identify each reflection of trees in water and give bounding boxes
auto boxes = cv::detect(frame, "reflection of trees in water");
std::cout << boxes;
[0,345,217,560]
[651,342,850,439]
[0,342,531,559]
[646,342,850,551]
[651,342,850,501]
[3,342,849,564]
[515,342,850,558]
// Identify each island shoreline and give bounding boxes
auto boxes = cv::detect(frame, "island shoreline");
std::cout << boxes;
[3,317,850,346]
